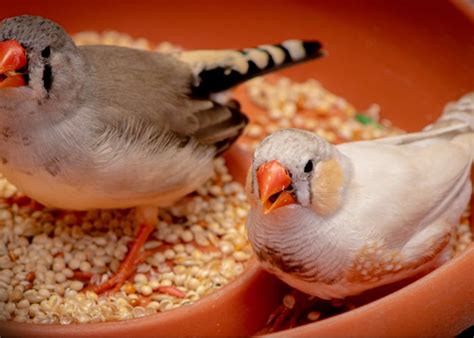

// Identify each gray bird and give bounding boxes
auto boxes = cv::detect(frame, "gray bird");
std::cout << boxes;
[0,15,324,292]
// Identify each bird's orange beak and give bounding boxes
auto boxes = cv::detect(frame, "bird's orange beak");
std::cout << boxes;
[0,40,27,88]
[257,160,296,214]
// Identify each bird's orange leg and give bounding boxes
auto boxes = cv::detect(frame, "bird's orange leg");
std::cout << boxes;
[91,206,158,294]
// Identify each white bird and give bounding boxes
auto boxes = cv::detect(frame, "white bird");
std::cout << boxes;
[246,93,474,299]
[0,15,324,292]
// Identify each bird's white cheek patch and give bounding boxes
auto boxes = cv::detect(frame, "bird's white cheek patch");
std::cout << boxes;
[310,158,344,216]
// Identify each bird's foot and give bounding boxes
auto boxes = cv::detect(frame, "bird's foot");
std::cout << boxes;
[90,207,157,294]
[266,289,317,332]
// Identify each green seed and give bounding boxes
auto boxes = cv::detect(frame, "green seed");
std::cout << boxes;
[355,114,374,125]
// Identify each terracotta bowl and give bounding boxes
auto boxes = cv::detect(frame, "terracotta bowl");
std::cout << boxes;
[1,0,474,336]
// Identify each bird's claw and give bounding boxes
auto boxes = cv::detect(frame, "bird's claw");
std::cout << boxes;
[89,222,155,294]
[265,290,321,332]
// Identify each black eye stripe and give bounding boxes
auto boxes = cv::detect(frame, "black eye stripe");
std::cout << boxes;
[304,160,313,173]
[42,64,53,92]
[41,46,51,58]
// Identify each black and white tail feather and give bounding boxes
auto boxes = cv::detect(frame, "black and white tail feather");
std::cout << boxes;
[180,39,324,155]
[179,39,324,95]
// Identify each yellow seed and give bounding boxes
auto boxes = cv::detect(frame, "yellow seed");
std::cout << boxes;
[122,283,135,295]
[9,289,23,302]
[307,311,321,321]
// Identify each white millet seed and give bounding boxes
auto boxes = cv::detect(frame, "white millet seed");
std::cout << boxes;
[140,285,153,296]
[70,281,84,291]
[180,230,194,242]
[16,299,30,309]
[164,249,175,260]
[0,288,8,302]
[79,261,92,272]
[134,273,148,284]
[38,288,51,299]
[68,258,80,270]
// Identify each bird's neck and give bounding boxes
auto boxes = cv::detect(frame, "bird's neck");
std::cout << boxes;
[247,205,347,282]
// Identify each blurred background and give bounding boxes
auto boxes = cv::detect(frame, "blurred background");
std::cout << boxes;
[2,0,474,131]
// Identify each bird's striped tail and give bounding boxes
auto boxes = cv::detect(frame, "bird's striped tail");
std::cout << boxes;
[178,39,324,95]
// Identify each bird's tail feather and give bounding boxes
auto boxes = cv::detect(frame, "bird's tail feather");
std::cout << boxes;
[179,39,324,95]
[377,92,474,146]
[433,93,474,158]
[424,92,474,132]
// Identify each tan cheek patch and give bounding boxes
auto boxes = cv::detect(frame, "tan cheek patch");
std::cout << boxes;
[310,158,345,216]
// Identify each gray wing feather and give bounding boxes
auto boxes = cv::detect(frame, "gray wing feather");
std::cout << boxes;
[80,45,247,153]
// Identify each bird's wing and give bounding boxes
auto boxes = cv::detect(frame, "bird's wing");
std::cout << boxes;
[337,135,471,245]
[79,45,247,154]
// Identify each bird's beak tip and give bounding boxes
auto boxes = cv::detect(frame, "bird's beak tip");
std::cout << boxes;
[257,160,296,214]
[0,39,27,88]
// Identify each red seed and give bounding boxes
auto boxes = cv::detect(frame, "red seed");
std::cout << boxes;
[73,270,93,282]
[129,298,140,307]
[26,271,36,283]
[157,286,186,298]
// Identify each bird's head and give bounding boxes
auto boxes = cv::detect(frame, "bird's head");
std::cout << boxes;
[0,15,83,112]
[247,128,349,216]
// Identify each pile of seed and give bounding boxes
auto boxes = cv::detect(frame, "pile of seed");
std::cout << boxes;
[452,209,473,255]
[0,157,251,324]
[239,76,404,152]
[73,30,182,53]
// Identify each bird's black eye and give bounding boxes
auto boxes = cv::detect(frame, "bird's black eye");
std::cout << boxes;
[41,46,51,58]
[304,160,313,173]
